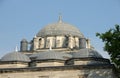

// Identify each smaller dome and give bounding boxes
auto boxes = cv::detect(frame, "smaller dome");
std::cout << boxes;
[70,48,103,58]
[30,51,72,60]
[21,38,28,42]
[1,52,30,62]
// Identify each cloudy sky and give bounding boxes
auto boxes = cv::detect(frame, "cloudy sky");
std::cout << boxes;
[0,0,120,58]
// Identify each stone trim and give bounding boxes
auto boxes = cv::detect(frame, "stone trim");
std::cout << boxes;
[67,57,110,63]
[34,59,65,63]
[0,61,28,64]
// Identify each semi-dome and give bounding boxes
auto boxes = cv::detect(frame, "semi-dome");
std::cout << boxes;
[30,50,72,60]
[36,17,84,38]
[70,48,103,58]
[1,52,30,62]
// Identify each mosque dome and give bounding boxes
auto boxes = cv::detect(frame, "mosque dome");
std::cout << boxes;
[1,52,30,62]
[30,50,72,60]
[70,48,103,58]
[36,16,84,38]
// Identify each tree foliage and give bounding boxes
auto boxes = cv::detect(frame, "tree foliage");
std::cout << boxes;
[96,24,120,73]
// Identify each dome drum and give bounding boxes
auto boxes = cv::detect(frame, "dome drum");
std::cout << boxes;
[31,35,86,51]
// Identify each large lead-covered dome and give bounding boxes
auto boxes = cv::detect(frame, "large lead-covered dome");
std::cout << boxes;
[36,16,84,38]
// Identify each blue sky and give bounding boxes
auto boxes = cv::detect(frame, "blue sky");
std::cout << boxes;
[0,0,120,58]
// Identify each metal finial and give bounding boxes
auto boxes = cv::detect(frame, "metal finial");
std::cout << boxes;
[34,35,37,38]
[15,46,18,52]
[58,13,62,23]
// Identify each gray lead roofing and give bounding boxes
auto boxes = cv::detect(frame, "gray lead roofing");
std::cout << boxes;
[36,22,84,38]
[30,50,72,60]
[1,52,30,62]
[70,48,103,58]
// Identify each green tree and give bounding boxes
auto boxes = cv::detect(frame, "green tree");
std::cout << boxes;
[96,24,120,76]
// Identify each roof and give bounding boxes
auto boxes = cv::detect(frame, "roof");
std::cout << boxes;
[70,48,103,58]
[36,21,84,38]
[1,52,30,62]
[30,50,72,60]
[67,49,108,65]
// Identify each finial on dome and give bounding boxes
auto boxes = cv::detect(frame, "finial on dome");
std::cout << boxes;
[58,13,62,23]
[15,46,18,52]
[34,35,37,38]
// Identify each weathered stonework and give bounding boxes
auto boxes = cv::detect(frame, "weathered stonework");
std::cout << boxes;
[0,65,116,78]
[36,62,64,67]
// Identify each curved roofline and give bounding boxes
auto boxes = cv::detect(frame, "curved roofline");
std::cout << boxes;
[36,21,84,38]
[70,48,103,58]
[29,51,72,60]
[1,52,31,62]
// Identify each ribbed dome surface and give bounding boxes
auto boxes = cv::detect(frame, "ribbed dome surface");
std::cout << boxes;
[70,49,103,58]
[30,51,72,60]
[37,22,84,38]
[1,52,30,62]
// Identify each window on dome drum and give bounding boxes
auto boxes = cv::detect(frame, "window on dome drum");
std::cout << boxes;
[38,76,49,78]
[39,38,42,48]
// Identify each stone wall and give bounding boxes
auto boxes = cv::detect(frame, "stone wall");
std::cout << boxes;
[74,60,89,65]
[36,62,64,67]
[0,65,117,78]
[0,64,28,68]
[0,68,116,78]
